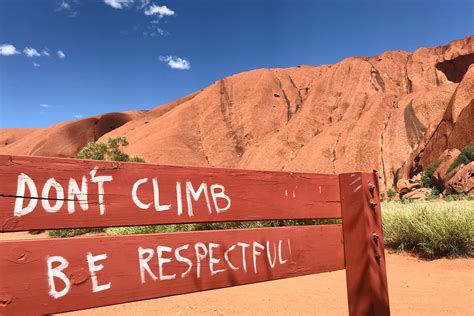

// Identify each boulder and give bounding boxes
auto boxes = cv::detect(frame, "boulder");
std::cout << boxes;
[397,179,422,196]
[442,163,464,187]
[431,148,461,188]
[403,188,433,200]
[444,162,474,195]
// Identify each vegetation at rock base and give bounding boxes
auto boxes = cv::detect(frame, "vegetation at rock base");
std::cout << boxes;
[447,143,474,173]
[382,200,474,258]
[414,143,474,199]
[386,189,397,199]
[48,228,104,238]
[105,219,341,236]
[421,159,441,189]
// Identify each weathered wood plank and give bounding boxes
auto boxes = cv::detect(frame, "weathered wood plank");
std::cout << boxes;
[0,155,341,231]
[339,172,390,316]
[0,225,344,315]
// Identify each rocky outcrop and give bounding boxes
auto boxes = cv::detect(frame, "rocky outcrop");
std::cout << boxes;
[444,162,474,195]
[0,111,145,158]
[403,188,433,200]
[397,178,422,196]
[406,64,474,176]
[0,36,473,192]
[431,148,462,189]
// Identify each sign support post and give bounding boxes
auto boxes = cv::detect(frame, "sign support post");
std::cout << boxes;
[339,172,390,316]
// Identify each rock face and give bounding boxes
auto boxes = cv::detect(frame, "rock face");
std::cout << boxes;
[407,64,474,176]
[0,128,40,150]
[0,111,145,158]
[0,36,473,190]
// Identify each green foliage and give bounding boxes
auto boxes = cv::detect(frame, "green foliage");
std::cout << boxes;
[48,228,103,238]
[443,193,474,202]
[76,141,108,161]
[382,200,474,258]
[447,143,474,173]
[76,136,145,163]
[105,219,342,236]
[387,189,396,199]
[129,156,146,163]
[421,159,441,188]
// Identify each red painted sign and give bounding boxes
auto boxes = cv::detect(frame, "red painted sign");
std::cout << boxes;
[0,225,344,315]
[0,155,390,316]
[0,155,341,231]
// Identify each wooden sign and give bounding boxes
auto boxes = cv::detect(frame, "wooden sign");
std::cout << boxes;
[0,155,390,316]
[0,225,344,314]
[0,155,341,231]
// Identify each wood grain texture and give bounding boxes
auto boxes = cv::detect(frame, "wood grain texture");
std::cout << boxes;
[0,225,344,315]
[339,172,390,316]
[0,155,341,232]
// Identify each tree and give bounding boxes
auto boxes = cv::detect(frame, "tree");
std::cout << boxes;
[76,136,145,162]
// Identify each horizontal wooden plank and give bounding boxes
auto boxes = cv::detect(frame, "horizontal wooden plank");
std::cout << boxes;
[0,155,341,231]
[0,225,344,315]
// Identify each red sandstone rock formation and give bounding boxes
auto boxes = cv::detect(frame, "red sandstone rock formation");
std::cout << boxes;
[1,36,473,190]
[0,111,145,158]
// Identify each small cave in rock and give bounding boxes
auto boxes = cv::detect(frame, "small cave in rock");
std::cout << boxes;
[435,53,474,83]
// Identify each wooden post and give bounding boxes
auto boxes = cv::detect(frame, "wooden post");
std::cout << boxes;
[339,172,390,316]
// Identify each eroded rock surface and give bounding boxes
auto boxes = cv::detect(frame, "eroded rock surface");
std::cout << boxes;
[444,162,474,195]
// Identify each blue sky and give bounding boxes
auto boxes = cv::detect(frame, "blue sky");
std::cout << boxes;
[0,0,472,128]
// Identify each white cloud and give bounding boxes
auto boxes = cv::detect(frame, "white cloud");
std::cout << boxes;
[0,44,20,56]
[40,104,49,108]
[57,50,66,58]
[42,49,50,56]
[23,47,41,58]
[33,62,41,67]
[57,0,79,17]
[159,55,190,70]
[144,4,174,17]
[74,114,83,119]
[104,0,134,9]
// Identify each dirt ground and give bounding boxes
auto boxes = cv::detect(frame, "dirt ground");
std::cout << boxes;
[61,252,473,316]
[2,232,473,316]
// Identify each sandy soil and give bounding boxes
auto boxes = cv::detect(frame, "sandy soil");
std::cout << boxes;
[3,232,472,315]
[62,252,472,316]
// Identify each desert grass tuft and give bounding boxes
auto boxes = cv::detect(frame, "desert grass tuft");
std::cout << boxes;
[382,200,474,258]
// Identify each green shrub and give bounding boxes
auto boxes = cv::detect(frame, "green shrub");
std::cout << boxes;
[76,136,145,163]
[129,155,146,163]
[382,200,474,258]
[447,143,474,173]
[387,189,396,199]
[421,159,441,188]
[443,193,474,202]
